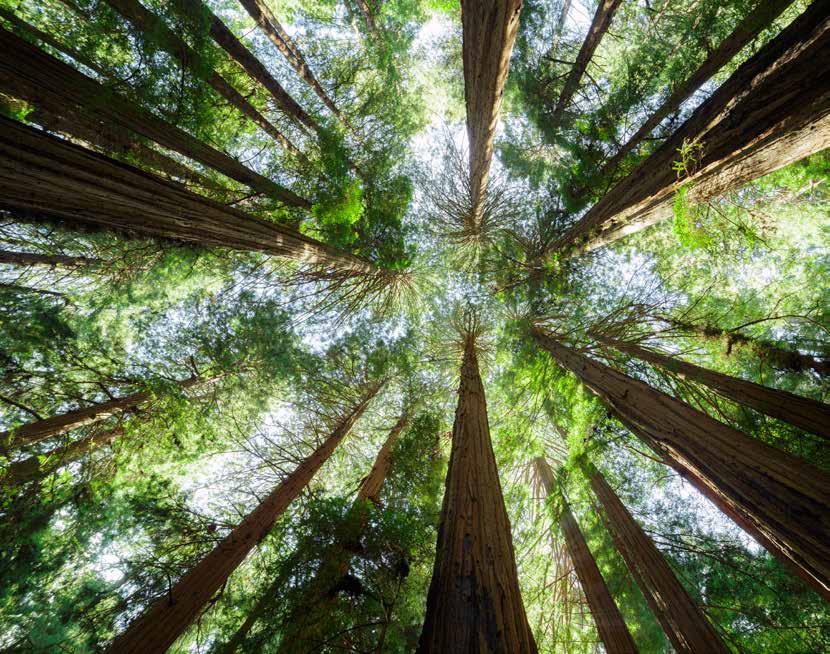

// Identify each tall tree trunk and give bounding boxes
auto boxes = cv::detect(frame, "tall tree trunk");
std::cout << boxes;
[106,383,382,654]
[549,1,830,255]
[594,333,830,440]
[551,0,572,50]
[595,0,796,184]
[582,461,729,654]
[0,27,309,207]
[102,0,306,160]
[0,249,97,269]
[417,338,537,654]
[0,373,208,451]
[461,0,522,228]
[171,0,319,134]
[530,327,830,600]
[237,0,348,127]
[352,0,380,37]
[0,118,375,274]
[546,0,622,131]
[533,457,637,654]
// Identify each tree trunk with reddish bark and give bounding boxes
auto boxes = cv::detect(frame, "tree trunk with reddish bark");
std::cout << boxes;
[106,383,382,654]
[531,327,830,601]
[534,457,637,654]
[549,1,830,254]
[583,461,729,654]
[0,249,97,269]
[417,338,537,654]
[0,118,375,275]
[594,333,830,440]
[461,0,522,227]
[0,27,308,207]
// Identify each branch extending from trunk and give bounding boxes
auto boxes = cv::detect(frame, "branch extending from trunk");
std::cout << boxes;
[0,118,375,275]
[531,327,830,601]
[548,1,830,255]
[0,249,98,269]
[594,333,830,440]
[106,382,382,654]
[461,0,522,228]
[0,27,309,207]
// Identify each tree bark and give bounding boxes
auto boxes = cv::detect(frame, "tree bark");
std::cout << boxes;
[533,457,637,654]
[0,249,97,269]
[531,327,830,601]
[596,0,796,184]
[417,338,537,654]
[102,0,306,160]
[0,27,309,207]
[237,0,348,127]
[583,461,729,654]
[461,0,522,228]
[549,0,830,254]
[594,333,830,440]
[546,0,622,131]
[0,118,375,274]
[106,382,382,654]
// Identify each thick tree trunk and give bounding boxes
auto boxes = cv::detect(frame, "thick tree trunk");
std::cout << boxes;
[0,249,97,269]
[417,338,537,654]
[102,0,305,160]
[0,27,308,207]
[0,374,206,451]
[0,118,375,274]
[531,327,830,601]
[461,0,522,228]
[107,383,381,654]
[583,462,729,654]
[596,0,796,183]
[237,0,348,127]
[546,0,622,130]
[595,333,830,440]
[534,457,637,654]
[550,1,830,254]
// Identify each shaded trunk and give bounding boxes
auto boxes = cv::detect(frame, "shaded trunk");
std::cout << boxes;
[0,118,374,274]
[107,383,381,654]
[596,0,796,183]
[534,457,637,654]
[546,0,622,130]
[353,0,379,37]
[237,0,348,127]
[595,334,830,440]
[531,327,830,600]
[0,249,97,269]
[583,461,729,654]
[102,0,305,160]
[0,27,308,207]
[461,0,522,227]
[0,373,206,451]
[417,339,537,654]
[550,1,830,254]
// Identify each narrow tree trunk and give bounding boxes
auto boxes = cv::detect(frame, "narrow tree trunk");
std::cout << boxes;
[549,1,830,254]
[596,0,796,183]
[237,0,348,127]
[546,0,622,130]
[461,0,522,227]
[534,457,637,654]
[531,327,830,600]
[551,0,572,50]
[594,333,830,439]
[0,27,309,207]
[102,0,306,160]
[0,118,375,274]
[583,461,729,654]
[0,249,97,269]
[0,374,206,451]
[417,338,537,653]
[106,383,381,654]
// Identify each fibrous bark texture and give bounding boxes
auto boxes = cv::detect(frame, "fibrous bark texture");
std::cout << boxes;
[551,0,830,254]
[0,249,97,269]
[584,462,729,654]
[417,339,537,654]
[534,458,637,654]
[107,384,381,654]
[531,328,830,601]
[0,118,374,274]
[461,0,522,227]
